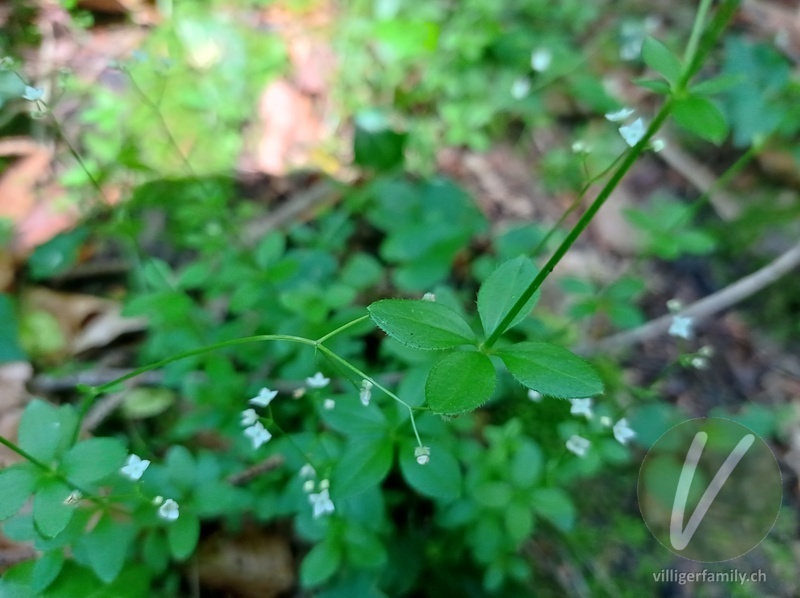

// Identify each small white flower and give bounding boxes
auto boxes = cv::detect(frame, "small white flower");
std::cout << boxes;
[303,480,315,493]
[153,495,164,505]
[306,372,330,389]
[299,464,316,479]
[249,387,278,407]
[605,107,635,122]
[158,498,180,521]
[566,435,591,457]
[651,138,666,152]
[613,418,636,445]
[527,389,543,402]
[63,490,82,505]
[669,315,693,340]
[22,86,44,101]
[600,415,613,427]
[511,77,531,99]
[531,47,552,72]
[699,345,714,357]
[691,356,709,370]
[620,40,642,61]
[571,140,591,154]
[240,408,258,427]
[414,446,431,465]
[323,398,335,410]
[244,422,272,449]
[120,454,150,481]
[666,298,683,313]
[619,117,646,147]
[570,398,594,419]
[360,380,373,406]
[309,488,335,519]
[319,478,330,490]
[422,292,436,302]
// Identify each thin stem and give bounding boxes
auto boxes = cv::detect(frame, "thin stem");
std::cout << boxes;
[484,103,673,349]
[316,315,370,344]
[683,0,713,65]
[0,436,52,472]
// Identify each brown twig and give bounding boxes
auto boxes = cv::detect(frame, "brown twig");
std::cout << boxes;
[582,239,800,354]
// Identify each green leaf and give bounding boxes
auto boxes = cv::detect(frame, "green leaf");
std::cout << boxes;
[353,111,406,172]
[368,299,476,350]
[28,227,89,280]
[332,438,393,499]
[532,487,575,532]
[18,399,76,464]
[321,399,388,439]
[690,73,744,96]
[497,342,603,398]
[79,514,136,583]
[167,512,200,561]
[641,36,682,85]
[30,550,65,593]
[33,479,75,538]
[398,443,461,501]
[633,77,672,95]
[121,387,176,419]
[61,438,127,486]
[477,256,540,338]
[142,529,169,575]
[0,294,26,363]
[0,464,40,520]
[425,351,496,415]
[300,539,342,587]
[672,96,729,144]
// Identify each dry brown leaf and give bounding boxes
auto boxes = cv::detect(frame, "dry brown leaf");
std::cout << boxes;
[196,529,294,598]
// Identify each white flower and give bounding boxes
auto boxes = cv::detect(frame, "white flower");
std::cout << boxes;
[669,315,693,340]
[309,488,335,519]
[691,356,709,370]
[120,454,150,481]
[570,398,594,419]
[244,422,272,449]
[699,345,714,357]
[566,435,591,457]
[158,499,180,521]
[600,415,613,427]
[613,418,636,445]
[531,48,552,72]
[153,495,164,505]
[319,478,330,490]
[22,86,44,101]
[605,107,635,122]
[63,490,82,505]
[651,138,666,152]
[511,77,531,99]
[422,292,436,302]
[240,408,258,427]
[303,480,315,493]
[414,446,431,465]
[306,372,330,389]
[323,398,335,410]
[360,380,373,406]
[249,387,278,407]
[527,389,543,402]
[619,118,646,147]
[571,140,591,154]
[666,298,683,313]
[299,464,316,479]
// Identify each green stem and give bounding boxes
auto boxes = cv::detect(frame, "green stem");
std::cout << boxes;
[0,436,52,472]
[316,315,370,344]
[683,0,713,65]
[484,103,672,349]
[483,0,740,349]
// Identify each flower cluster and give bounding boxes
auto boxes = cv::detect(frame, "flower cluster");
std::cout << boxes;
[564,397,636,457]
[243,387,275,449]
[299,465,335,519]
[119,455,180,521]
[605,107,664,151]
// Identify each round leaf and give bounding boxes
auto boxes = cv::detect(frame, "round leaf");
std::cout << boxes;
[33,479,75,538]
[425,351,496,415]
[332,438,393,499]
[18,399,75,464]
[61,438,127,486]
[300,539,342,587]
[167,512,200,561]
[0,464,40,520]
[79,515,136,583]
[498,342,602,398]
[368,299,476,350]
[398,443,461,501]
[477,256,540,338]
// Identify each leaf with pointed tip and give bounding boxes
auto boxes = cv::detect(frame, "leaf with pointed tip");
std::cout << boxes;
[368,299,476,350]
[477,256,540,338]
[497,342,602,398]
[642,36,682,86]
[426,351,496,415]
